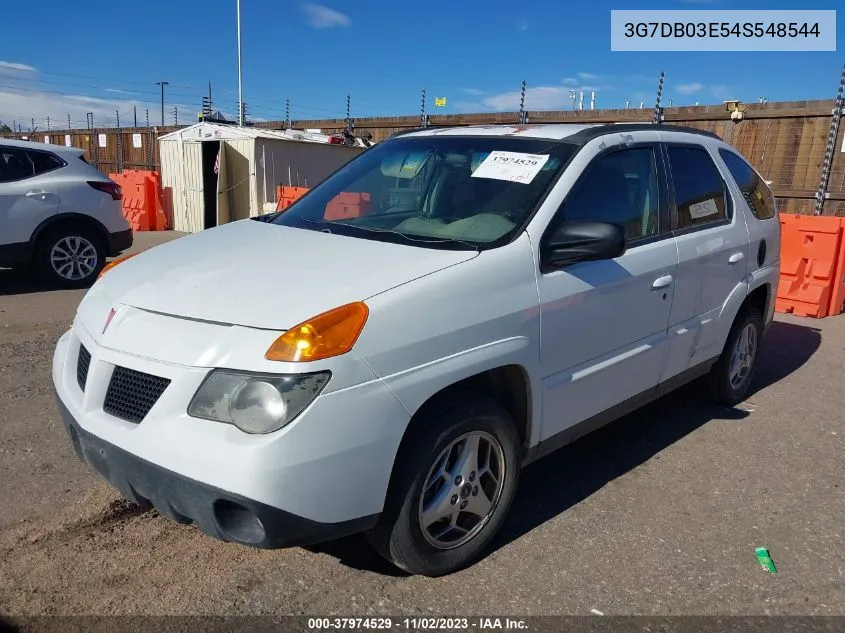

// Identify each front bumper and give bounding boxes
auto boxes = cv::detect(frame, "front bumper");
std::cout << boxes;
[55,389,376,548]
[52,317,412,544]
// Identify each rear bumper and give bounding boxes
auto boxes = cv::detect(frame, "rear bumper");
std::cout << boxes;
[54,388,377,548]
[107,228,133,257]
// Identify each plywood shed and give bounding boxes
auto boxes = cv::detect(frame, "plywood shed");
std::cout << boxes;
[158,122,364,233]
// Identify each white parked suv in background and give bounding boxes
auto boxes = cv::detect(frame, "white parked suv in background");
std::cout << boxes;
[52,123,780,577]
[0,139,133,287]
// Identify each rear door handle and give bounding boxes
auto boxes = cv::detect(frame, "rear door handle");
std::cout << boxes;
[651,275,674,290]
[728,252,745,265]
[26,190,54,201]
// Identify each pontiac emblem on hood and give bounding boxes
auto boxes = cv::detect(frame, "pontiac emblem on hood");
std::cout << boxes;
[102,308,117,335]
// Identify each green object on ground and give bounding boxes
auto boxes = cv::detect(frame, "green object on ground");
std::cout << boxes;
[756,547,777,573]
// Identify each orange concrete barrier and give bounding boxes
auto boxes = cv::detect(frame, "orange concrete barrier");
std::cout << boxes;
[324,192,372,221]
[109,170,168,231]
[275,186,309,211]
[775,214,845,318]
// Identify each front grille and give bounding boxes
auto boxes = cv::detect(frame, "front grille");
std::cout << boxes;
[103,366,171,423]
[77,345,91,392]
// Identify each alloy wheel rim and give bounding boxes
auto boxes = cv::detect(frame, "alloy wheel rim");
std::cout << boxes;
[417,431,506,550]
[50,236,98,281]
[729,322,758,390]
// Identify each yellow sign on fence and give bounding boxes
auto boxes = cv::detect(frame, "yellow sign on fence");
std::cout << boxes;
[434,97,447,107]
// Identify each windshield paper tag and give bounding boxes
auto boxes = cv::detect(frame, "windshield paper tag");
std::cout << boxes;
[471,151,550,184]
[688,199,719,219]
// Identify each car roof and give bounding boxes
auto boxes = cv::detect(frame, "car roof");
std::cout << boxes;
[0,137,85,155]
[393,122,723,143]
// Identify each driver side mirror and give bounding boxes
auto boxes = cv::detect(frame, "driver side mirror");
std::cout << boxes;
[540,220,627,272]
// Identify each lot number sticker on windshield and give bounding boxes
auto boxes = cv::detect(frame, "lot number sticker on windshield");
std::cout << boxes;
[471,151,550,184]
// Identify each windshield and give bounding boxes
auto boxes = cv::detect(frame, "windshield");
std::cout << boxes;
[270,135,578,249]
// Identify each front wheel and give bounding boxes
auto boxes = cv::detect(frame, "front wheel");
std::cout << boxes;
[367,395,521,577]
[706,306,763,406]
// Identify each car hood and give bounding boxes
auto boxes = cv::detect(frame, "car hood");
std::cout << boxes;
[82,219,478,331]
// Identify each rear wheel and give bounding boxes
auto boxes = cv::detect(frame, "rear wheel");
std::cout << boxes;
[35,227,105,289]
[367,394,520,577]
[706,307,763,406]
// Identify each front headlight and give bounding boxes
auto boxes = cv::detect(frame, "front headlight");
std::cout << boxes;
[187,370,330,434]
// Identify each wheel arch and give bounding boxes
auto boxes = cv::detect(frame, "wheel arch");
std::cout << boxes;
[30,213,111,253]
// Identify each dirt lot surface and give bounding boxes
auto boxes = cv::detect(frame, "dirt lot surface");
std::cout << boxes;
[0,230,843,616]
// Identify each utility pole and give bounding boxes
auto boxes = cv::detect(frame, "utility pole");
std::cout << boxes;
[174,106,178,126]
[237,0,244,126]
[156,81,169,126]
[285,98,290,129]
[134,105,137,127]
[67,114,71,131]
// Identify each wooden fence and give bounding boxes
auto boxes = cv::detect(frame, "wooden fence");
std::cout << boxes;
[3,98,844,215]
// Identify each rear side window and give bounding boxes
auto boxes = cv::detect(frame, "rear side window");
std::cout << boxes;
[719,149,775,220]
[28,150,65,175]
[0,147,35,182]
[666,145,728,230]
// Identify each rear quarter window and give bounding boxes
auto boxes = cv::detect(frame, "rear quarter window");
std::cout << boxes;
[718,149,776,220]
[27,150,66,175]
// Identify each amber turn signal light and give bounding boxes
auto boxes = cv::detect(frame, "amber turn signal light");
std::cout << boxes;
[98,253,138,279]
[265,302,369,362]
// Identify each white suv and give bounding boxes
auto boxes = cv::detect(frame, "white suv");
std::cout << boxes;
[0,139,133,287]
[51,123,780,577]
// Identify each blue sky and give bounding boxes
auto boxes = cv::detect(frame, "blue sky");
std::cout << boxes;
[0,0,842,130]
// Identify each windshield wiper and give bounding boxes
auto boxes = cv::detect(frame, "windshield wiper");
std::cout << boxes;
[297,217,332,233]
[335,223,480,252]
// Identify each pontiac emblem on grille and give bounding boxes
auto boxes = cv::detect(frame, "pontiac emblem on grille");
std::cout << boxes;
[102,308,117,334]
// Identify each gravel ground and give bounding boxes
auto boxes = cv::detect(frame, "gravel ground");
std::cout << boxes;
[0,230,843,616]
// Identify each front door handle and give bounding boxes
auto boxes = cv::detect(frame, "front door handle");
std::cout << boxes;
[651,275,674,290]
[728,252,745,265]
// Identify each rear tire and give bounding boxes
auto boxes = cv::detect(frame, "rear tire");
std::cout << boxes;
[367,394,521,577]
[706,306,763,407]
[35,226,106,289]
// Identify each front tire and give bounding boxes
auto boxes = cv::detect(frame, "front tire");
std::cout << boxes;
[367,394,521,577]
[35,227,106,289]
[706,306,763,406]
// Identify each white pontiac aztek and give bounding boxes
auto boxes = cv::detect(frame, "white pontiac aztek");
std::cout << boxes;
[52,123,780,576]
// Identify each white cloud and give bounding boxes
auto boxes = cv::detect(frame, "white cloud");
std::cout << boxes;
[676,82,704,95]
[710,84,732,99]
[578,72,600,80]
[301,2,351,28]
[562,77,578,86]
[461,88,487,96]
[0,61,36,72]
[0,89,189,129]
[516,18,531,32]
[484,86,575,111]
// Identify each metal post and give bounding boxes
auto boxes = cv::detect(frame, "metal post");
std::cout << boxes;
[815,63,845,215]
[519,80,528,124]
[421,88,427,128]
[157,81,169,126]
[146,109,152,171]
[237,0,244,126]
[653,71,665,124]
[31,118,34,132]
[134,105,137,127]
[285,98,290,129]
[117,110,124,172]
[590,91,596,111]
[46,116,51,133]
[67,114,71,131]
[174,106,178,126]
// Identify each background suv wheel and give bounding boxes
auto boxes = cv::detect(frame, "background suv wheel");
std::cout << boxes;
[35,226,106,289]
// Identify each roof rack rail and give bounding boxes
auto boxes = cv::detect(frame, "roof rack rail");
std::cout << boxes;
[566,123,723,142]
